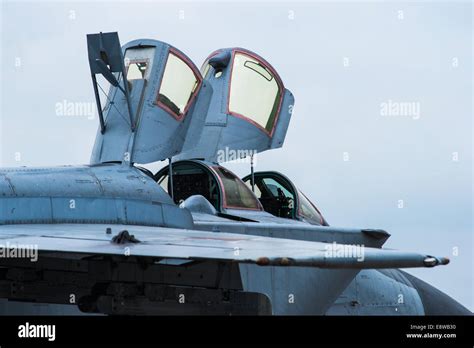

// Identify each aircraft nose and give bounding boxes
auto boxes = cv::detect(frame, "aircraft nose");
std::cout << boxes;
[401,270,471,315]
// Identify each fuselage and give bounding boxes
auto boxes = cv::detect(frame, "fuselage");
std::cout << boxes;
[0,162,469,315]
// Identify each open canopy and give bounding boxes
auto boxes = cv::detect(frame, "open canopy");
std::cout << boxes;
[87,33,294,165]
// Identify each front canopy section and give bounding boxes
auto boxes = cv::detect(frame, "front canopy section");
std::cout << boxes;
[88,32,212,165]
[242,171,329,226]
[176,48,295,163]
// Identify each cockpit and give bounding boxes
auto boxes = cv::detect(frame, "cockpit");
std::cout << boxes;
[87,34,324,225]
[152,160,327,226]
[242,171,328,226]
[154,160,262,212]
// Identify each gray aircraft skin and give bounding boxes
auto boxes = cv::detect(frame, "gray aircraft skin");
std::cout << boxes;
[0,32,470,315]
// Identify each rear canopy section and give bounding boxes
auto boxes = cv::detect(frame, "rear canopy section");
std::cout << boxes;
[88,32,213,165]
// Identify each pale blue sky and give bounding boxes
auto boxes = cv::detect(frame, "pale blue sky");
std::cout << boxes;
[1,0,472,310]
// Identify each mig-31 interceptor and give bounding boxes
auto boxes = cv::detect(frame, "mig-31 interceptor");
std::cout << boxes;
[0,32,469,315]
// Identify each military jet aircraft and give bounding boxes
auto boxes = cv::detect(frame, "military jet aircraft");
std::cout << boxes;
[0,32,469,315]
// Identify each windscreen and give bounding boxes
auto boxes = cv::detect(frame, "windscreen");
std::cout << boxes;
[213,166,261,210]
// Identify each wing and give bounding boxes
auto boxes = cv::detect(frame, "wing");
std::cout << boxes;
[0,224,449,269]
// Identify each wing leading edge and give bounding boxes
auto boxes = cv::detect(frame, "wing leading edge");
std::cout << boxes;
[0,224,449,269]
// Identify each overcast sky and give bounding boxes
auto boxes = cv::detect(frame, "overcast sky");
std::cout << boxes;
[0,0,472,310]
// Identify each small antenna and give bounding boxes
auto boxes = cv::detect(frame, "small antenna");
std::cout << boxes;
[168,157,174,201]
[250,153,255,192]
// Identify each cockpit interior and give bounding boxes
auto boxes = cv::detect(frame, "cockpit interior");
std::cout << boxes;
[154,160,261,212]
[243,173,295,219]
[152,161,328,226]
